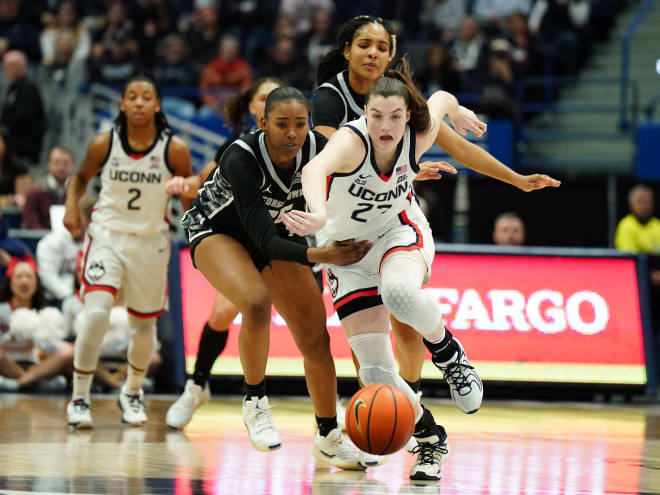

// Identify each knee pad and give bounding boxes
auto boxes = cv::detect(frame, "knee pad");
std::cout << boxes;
[348,332,421,417]
[380,276,424,326]
[358,365,399,388]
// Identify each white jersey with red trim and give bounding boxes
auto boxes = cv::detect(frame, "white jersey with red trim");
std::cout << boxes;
[92,128,173,235]
[320,116,419,242]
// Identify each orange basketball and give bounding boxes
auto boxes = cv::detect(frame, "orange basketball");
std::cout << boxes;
[344,384,415,455]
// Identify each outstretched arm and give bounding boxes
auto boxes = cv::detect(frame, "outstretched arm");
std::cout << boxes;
[434,120,560,191]
[282,128,363,236]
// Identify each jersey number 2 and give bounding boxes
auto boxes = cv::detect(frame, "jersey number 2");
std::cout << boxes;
[128,188,141,210]
[350,203,391,222]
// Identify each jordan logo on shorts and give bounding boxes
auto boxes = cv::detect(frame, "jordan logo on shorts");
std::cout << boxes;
[87,260,106,281]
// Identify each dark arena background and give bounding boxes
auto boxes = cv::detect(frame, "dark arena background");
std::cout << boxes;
[0,0,659,493]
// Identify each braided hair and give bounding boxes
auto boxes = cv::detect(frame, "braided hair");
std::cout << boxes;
[316,15,396,85]
[114,72,172,140]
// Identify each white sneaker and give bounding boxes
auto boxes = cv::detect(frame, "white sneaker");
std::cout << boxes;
[429,338,483,414]
[166,379,210,430]
[0,375,19,391]
[117,385,147,425]
[242,396,282,451]
[336,399,347,431]
[405,435,419,453]
[313,428,386,470]
[67,398,94,429]
[409,437,450,481]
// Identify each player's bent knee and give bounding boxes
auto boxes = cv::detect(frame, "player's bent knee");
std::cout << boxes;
[296,330,331,359]
[380,276,423,326]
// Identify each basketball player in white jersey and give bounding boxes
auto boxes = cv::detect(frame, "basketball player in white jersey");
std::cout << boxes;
[63,73,193,429]
[284,61,560,480]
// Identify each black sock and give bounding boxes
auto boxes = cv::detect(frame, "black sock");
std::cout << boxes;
[192,323,229,387]
[316,415,338,437]
[404,378,421,394]
[245,378,266,399]
[424,328,457,363]
[414,406,443,440]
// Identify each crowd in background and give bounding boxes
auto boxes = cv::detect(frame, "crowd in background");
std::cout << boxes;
[0,0,657,393]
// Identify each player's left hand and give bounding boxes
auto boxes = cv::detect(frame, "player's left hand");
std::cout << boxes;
[415,161,457,181]
[449,105,487,137]
[516,174,561,192]
[282,210,326,236]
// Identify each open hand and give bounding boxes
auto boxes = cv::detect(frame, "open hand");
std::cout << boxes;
[516,174,561,192]
[449,106,487,137]
[282,210,327,236]
[415,161,457,181]
[315,239,372,266]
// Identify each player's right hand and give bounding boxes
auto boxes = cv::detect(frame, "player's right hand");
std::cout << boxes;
[322,239,372,266]
[63,207,81,238]
[166,175,200,199]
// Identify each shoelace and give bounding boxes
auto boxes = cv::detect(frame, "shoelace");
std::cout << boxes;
[443,361,477,393]
[411,442,448,465]
[124,393,143,413]
[250,407,276,434]
[73,398,90,413]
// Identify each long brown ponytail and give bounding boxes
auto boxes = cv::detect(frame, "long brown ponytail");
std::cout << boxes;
[365,56,431,134]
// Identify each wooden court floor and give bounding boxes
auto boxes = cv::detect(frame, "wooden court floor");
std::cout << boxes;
[1,394,659,494]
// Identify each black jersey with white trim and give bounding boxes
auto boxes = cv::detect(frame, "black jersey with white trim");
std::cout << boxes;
[312,71,366,128]
[182,129,328,263]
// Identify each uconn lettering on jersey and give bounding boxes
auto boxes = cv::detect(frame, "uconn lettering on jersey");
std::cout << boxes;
[348,180,410,203]
[108,169,162,184]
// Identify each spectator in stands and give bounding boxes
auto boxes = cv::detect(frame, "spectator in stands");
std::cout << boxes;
[127,0,176,67]
[451,17,485,86]
[493,212,526,246]
[279,0,334,37]
[479,39,519,120]
[419,0,467,41]
[88,29,140,87]
[472,0,532,29]
[153,34,198,118]
[0,257,70,392]
[0,132,30,207]
[39,29,88,92]
[615,185,660,258]
[35,195,92,306]
[261,38,311,92]
[199,35,252,115]
[416,43,461,94]
[528,0,591,75]
[181,3,225,70]
[0,0,41,62]
[301,9,335,72]
[23,147,74,230]
[40,0,91,67]
[89,1,137,62]
[0,209,29,283]
[0,50,46,166]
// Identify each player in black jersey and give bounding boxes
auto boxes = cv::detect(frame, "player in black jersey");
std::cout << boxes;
[165,77,282,430]
[180,87,383,470]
